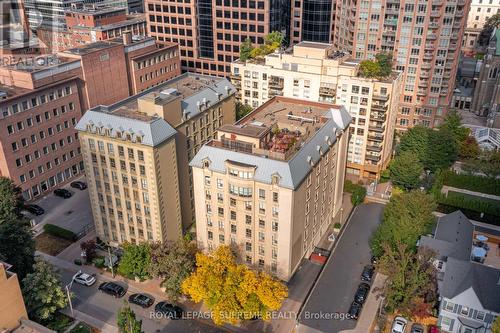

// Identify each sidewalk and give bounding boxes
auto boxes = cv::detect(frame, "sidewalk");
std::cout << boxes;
[339,273,387,333]
[61,308,118,333]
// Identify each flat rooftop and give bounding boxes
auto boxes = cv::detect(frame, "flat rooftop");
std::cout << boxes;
[295,41,332,49]
[212,97,344,161]
[63,39,122,55]
[67,5,126,15]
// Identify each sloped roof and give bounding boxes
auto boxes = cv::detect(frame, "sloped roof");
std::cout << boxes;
[75,109,177,147]
[442,257,500,313]
[190,107,351,189]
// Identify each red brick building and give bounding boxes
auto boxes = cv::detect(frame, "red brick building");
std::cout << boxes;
[0,35,180,200]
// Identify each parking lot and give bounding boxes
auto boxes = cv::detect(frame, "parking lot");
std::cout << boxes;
[27,176,94,236]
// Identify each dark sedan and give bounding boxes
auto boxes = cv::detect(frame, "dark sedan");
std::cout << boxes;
[128,293,154,308]
[347,301,362,320]
[361,265,375,282]
[98,282,126,298]
[24,204,45,216]
[154,302,183,320]
[354,283,370,304]
[70,181,87,190]
[54,188,72,199]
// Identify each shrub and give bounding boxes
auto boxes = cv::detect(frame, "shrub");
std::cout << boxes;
[92,257,105,268]
[334,223,342,229]
[441,170,500,196]
[43,224,77,241]
[344,180,367,206]
[436,192,500,219]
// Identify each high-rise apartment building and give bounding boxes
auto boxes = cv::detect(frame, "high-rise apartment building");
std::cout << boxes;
[231,42,402,179]
[0,35,181,200]
[289,0,335,45]
[190,96,351,280]
[331,0,471,131]
[144,0,290,77]
[462,0,500,54]
[76,73,236,245]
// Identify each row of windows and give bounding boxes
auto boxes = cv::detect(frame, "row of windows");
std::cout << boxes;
[136,50,178,70]
[139,63,178,83]
[6,103,76,135]
[15,134,79,168]
[88,139,145,161]
[11,118,77,152]
[1,86,73,118]
[19,148,81,183]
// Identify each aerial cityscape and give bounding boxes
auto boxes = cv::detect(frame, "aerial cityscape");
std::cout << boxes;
[0,0,499,333]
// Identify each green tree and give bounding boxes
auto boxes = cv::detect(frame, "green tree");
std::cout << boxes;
[459,136,480,160]
[265,31,284,49]
[0,177,24,221]
[359,60,381,78]
[426,128,458,171]
[148,239,197,300]
[22,259,67,323]
[389,151,423,190]
[117,303,144,333]
[182,246,288,325]
[486,13,500,28]
[371,191,436,258]
[398,126,431,165]
[439,110,469,143]
[0,218,35,281]
[117,242,151,280]
[239,38,254,61]
[375,52,393,77]
[236,102,253,120]
[343,180,366,206]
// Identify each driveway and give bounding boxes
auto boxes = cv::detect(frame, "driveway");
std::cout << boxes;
[296,203,384,333]
[28,176,93,236]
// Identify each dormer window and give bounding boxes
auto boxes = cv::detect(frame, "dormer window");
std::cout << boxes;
[116,131,122,139]
[202,158,211,168]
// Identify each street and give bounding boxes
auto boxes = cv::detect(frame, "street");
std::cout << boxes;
[53,262,228,333]
[296,203,384,333]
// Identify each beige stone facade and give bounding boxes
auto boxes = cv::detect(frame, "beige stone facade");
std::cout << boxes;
[190,97,351,281]
[231,42,402,179]
[76,73,236,245]
[462,0,500,55]
[0,262,28,331]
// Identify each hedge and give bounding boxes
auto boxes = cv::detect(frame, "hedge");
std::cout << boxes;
[436,192,500,226]
[43,223,77,241]
[441,170,500,196]
[436,204,500,226]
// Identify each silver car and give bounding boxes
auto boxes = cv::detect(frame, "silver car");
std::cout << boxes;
[73,271,96,286]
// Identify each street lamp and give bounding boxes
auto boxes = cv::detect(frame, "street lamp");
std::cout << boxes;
[65,273,76,317]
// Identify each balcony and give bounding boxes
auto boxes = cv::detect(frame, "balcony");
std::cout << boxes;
[385,7,399,15]
[455,11,464,18]
[423,53,433,60]
[373,94,389,102]
[418,80,429,88]
[365,154,381,163]
[425,43,435,50]
[421,63,432,70]
[230,73,241,81]
[431,11,441,18]
[426,33,437,41]
[368,134,384,142]
[269,89,284,97]
[319,86,336,97]
[269,76,284,89]
[383,29,396,36]
[443,71,452,79]
[450,33,459,40]
[370,114,386,122]
[432,0,443,5]
[417,89,427,96]
[429,22,439,29]
[369,125,385,133]
[366,145,383,152]
[371,103,388,112]
[453,21,461,29]
[384,19,398,26]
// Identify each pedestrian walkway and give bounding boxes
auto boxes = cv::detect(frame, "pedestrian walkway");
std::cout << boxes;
[61,308,118,333]
[339,273,387,333]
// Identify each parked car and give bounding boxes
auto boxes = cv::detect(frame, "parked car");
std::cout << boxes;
[361,265,375,282]
[54,188,72,198]
[347,301,362,320]
[70,181,87,190]
[129,293,155,308]
[24,204,44,216]
[98,282,126,298]
[411,323,424,333]
[391,316,408,333]
[72,271,96,286]
[154,302,183,320]
[354,283,370,304]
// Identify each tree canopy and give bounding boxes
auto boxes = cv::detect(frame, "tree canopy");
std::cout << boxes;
[389,151,424,190]
[358,52,393,78]
[117,242,151,281]
[239,31,284,61]
[0,177,24,221]
[117,303,144,333]
[236,102,253,120]
[22,259,67,323]
[371,191,436,257]
[486,13,500,28]
[148,239,197,300]
[181,246,288,325]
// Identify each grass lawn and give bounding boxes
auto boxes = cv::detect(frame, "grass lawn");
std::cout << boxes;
[35,232,73,256]
[70,323,92,333]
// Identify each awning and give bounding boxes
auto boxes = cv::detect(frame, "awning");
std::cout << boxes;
[458,316,484,329]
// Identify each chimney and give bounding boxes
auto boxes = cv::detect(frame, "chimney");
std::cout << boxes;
[122,32,132,45]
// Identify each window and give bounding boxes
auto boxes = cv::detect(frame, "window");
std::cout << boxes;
[460,306,469,316]
[259,189,265,199]
[273,192,278,203]
[445,301,455,312]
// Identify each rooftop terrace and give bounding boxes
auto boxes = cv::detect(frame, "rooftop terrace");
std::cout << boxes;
[211,97,348,161]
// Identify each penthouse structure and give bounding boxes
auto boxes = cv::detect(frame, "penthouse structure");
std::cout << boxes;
[0,35,180,200]
[231,42,402,179]
[331,0,471,130]
[144,0,290,77]
[36,4,147,53]
[190,97,351,280]
[76,73,236,246]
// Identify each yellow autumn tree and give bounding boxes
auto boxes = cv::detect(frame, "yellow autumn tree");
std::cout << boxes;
[181,246,288,325]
